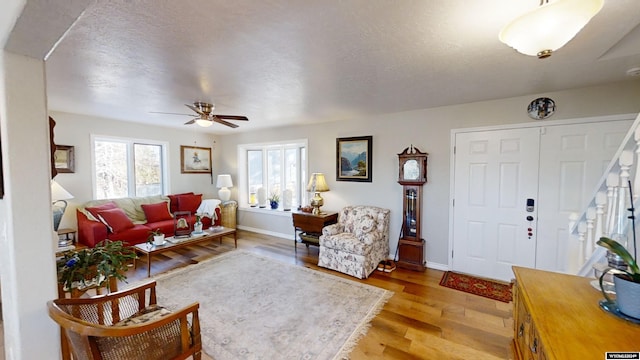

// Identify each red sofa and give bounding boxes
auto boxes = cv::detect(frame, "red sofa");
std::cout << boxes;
[77,193,221,248]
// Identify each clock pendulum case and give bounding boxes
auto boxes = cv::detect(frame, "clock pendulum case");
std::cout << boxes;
[396,145,427,271]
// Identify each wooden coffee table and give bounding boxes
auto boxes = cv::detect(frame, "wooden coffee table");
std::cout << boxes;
[133,227,237,277]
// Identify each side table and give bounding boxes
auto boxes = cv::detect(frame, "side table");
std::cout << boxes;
[292,211,338,252]
[57,228,77,247]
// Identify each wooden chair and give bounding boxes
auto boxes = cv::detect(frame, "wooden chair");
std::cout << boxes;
[48,281,201,360]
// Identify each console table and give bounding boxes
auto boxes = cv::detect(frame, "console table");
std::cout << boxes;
[512,266,640,360]
[292,211,337,252]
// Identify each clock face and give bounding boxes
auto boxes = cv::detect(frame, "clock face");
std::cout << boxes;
[403,160,420,180]
[527,97,555,120]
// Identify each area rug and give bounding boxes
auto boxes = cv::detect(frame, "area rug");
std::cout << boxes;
[439,271,512,303]
[151,250,393,360]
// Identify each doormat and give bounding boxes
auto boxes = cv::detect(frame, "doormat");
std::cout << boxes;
[439,271,513,303]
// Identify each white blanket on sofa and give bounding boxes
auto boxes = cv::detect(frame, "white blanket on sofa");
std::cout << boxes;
[196,199,221,220]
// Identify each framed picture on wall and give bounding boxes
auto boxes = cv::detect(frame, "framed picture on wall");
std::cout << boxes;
[54,145,75,173]
[336,135,372,182]
[180,145,212,174]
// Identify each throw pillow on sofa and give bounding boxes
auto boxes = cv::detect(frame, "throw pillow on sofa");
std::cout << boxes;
[96,208,135,233]
[168,192,194,214]
[177,193,202,214]
[85,201,118,221]
[141,202,173,223]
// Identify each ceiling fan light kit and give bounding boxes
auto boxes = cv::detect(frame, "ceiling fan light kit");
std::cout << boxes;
[195,118,213,127]
[499,0,604,59]
[153,101,249,129]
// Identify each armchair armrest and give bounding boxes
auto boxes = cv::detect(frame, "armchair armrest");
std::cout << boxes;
[77,210,108,248]
[322,223,343,236]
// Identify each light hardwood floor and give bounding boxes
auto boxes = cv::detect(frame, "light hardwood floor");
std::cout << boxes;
[122,230,515,360]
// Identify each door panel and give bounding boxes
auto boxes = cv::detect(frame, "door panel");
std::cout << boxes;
[536,120,631,273]
[452,128,540,281]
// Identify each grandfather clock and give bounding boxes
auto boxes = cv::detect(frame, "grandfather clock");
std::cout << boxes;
[397,145,428,271]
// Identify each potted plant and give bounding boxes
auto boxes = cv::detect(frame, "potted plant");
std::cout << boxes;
[147,228,165,246]
[597,236,640,319]
[194,215,203,233]
[57,240,137,293]
[269,192,280,209]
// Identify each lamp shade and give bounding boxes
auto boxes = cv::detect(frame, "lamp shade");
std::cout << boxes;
[195,118,213,127]
[499,0,604,58]
[216,174,233,188]
[306,173,329,193]
[51,180,74,202]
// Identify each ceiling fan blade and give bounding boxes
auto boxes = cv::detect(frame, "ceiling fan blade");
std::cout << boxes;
[213,117,239,128]
[184,119,196,125]
[185,104,206,116]
[149,111,194,116]
[213,114,249,121]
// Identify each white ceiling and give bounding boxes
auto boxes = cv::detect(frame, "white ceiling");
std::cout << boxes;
[6,0,640,133]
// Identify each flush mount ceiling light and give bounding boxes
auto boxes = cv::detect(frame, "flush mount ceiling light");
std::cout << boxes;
[499,0,604,59]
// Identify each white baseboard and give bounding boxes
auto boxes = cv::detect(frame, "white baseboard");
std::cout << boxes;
[237,225,291,241]
[426,262,449,271]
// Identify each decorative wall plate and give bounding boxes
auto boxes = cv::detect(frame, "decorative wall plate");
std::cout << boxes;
[527,97,556,120]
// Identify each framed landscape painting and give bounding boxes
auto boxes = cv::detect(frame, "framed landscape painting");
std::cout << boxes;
[336,136,372,182]
[180,145,212,174]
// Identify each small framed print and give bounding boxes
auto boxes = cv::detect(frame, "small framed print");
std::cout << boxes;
[54,145,75,173]
[336,136,372,182]
[180,145,212,174]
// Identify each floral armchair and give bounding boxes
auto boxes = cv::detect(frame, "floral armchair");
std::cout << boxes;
[318,205,391,279]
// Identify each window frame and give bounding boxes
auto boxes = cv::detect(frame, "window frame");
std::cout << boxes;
[91,134,170,199]
[237,139,308,210]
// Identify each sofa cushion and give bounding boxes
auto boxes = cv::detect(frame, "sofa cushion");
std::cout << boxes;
[141,202,173,223]
[168,192,194,214]
[85,201,118,221]
[107,224,151,245]
[96,208,135,233]
[177,193,202,213]
[114,304,172,326]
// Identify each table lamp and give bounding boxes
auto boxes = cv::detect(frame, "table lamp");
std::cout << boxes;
[306,173,329,215]
[216,174,233,202]
[51,179,74,232]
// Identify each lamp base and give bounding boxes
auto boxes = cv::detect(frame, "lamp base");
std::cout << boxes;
[310,192,324,215]
[218,187,231,202]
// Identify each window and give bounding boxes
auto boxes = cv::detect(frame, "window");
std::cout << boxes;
[92,136,168,199]
[238,140,307,209]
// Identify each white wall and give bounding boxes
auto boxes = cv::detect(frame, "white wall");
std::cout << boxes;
[0,50,59,360]
[49,111,220,229]
[217,80,640,269]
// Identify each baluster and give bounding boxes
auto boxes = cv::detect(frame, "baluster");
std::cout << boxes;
[617,150,634,234]
[578,221,587,265]
[634,126,640,201]
[606,173,619,235]
[594,191,606,241]
[585,207,596,260]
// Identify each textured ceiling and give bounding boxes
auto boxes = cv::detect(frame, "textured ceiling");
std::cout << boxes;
[6,0,640,133]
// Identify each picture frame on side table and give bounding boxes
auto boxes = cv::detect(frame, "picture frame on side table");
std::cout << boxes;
[180,145,212,174]
[336,136,372,182]
[54,145,75,173]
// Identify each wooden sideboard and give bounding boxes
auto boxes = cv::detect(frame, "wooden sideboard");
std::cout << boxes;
[512,266,640,360]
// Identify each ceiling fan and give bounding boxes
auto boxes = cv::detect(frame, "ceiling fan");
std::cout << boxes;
[153,101,249,128]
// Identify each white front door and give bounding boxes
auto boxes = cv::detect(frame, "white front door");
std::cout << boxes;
[452,128,540,281]
[536,120,631,273]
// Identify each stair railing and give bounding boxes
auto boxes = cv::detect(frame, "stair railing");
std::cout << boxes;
[571,112,640,276]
